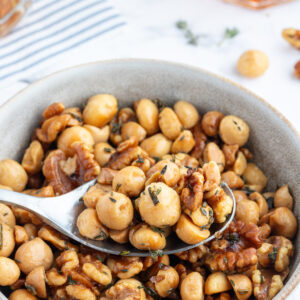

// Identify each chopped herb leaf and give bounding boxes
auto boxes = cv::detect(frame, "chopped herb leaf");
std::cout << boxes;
[25,284,37,295]
[67,275,76,285]
[226,27,239,39]
[229,279,235,287]
[156,187,162,195]
[158,263,164,269]
[104,147,112,153]
[268,247,278,263]
[66,112,83,122]
[148,187,159,206]
[179,135,185,141]
[3,213,8,216]
[200,207,207,217]
[111,122,121,133]
[203,201,207,207]
[138,286,143,289]
[120,250,130,256]
[151,227,164,236]
[228,232,239,244]
[167,288,174,295]
[242,186,255,196]
[224,257,228,264]
[153,156,161,163]
[160,165,167,175]
[64,240,69,250]
[136,155,144,163]
[94,231,107,239]
[152,98,165,110]
[176,20,199,45]
[238,290,249,295]
[144,286,159,299]
[109,197,117,203]
[96,255,103,262]
[15,259,21,263]
[115,183,122,191]
[150,250,163,261]
[120,269,128,272]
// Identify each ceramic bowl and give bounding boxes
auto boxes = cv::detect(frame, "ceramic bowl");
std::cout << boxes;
[0,59,299,299]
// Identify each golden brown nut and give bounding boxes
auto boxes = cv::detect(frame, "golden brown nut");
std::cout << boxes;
[171,130,196,154]
[201,111,224,137]
[158,107,182,140]
[219,116,250,147]
[14,225,29,244]
[269,207,297,239]
[82,261,112,285]
[155,266,179,297]
[82,184,110,208]
[9,289,37,300]
[180,271,204,300]
[94,142,116,167]
[222,144,239,168]
[243,163,267,189]
[233,151,247,176]
[203,142,225,172]
[176,214,210,244]
[0,257,20,286]
[83,125,110,143]
[24,224,38,240]
[146,159,180,187]
[25,266,46,298]
[221,171,244,189]
[191,121,207,159]
[227,274,252,300]
[57,126,94,157]
[140,134,172,157]
[77,208,108,240]
[282,28,300,49]
[0,159,28,192]
[237,50,269,78]
[96,191,133,230]
[233,190,248,203]
[274,185,293,209]
[15,238,53,274]
[129,224,166,250]
[139,182,181,228]
[204,272,232,295]
[136,98,159,135]
[21,141,44,175]
[101,278,146,300]
[109,228,130,244]
[46,268,67,286]
[121,121,147,142]
[112,166,146,196]
[175,245,208,263]
[0,222,15,257]
[66,284,96,300]
[107,256,143,279]
[174,101,200,129]
[0,203,15,228]
[83,94,118,127]
[249,192,268,217]
[235,199,259,224]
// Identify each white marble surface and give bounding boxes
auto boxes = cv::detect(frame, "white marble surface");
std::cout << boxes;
[1,0,300,298]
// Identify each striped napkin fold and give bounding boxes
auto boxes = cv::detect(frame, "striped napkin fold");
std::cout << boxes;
[0,0,126,87]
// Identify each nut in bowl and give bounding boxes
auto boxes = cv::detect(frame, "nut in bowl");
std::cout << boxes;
[0,59,299,299]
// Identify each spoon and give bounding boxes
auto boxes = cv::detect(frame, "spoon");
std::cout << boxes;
[0,181,235,256]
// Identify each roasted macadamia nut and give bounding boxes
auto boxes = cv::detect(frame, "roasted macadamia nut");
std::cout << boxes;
[15,238,53,274]
[109,228,129,244]
[203,142,225,172]
[176,214,210,244]
[180,272,204,300]
[171,130,195,154]
[0,257,20,286]
[155,266,179,297]
[96,191,133,230]
[0,159,28,192]
[94,142,115,167]
[139,182,181,228]
[83,125,110,143]
[112,166,146,197]
[174,101,199,129]
[227,274,252,300]
[274,185,293,209]
[0,222,15,257]
[21,141,44,175]
[77,208,108,240]
[25,266,47,298]
[243,163,267,189]
[159,107,182,140]
[201,111,224,137]
[129,224,166,250]
[204,272,232,295]
[235,199,259,224]
[121,121,147,142]
[136,98,159,134]
[83,94,118,127]
[0,204,15,228]
[233,151,247,176]
[140,133,172,157]
[237,50,269,78]
[219,116,250,147]
[57,126,94,156]
[9,289,37,300]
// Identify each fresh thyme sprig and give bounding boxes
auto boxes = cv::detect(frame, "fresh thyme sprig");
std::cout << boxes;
[219,27,239,45]
[176,20,199,46]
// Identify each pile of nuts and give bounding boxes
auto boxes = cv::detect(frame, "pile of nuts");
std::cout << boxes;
[0,95,297,299]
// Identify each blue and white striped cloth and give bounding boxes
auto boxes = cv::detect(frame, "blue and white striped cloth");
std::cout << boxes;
[0,0,125,86]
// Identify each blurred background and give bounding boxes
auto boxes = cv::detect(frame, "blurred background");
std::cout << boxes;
[0,0,299,297]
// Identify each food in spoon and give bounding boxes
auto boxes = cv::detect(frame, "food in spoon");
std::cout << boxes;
[0,95,296,299]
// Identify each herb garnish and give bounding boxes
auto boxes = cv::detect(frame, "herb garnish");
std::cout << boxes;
[160,165,167,175]
[15,259,21,263]
[115,183,122,191]
[200,207,207,217]
[67,275,76,285]
[228,232,239,244]
[25,284,37,295]
[104,147,112,153]
[238,290,249,295]
[120,269,128,272]
[109,197,117,203]
[179,135,185,141]
[96,255,103,262]
[111,122,121,133]
[120,250,130,256]
[144,286,160,299]
[94,231,107,240]
[224,257,228,264]
[229,279,235,287]
[219,27,239,45]
[153,156,161,163]
[66,112,83,122]
[136,155,144,163]
[176,20,199,45]
[148,187,160,206]
[150,250,163,261]
[64,240,69,250]
[268,247,278,263]
[152,98,165,110]
[151,227,164,236]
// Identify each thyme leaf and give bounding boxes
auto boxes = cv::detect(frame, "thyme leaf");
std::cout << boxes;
[25,284,37,295]
[109,197,117,203]
[176,20,199,45]
[150,250,163,261]
[148,187,160,206]
[268,247,278,263]
[67,275,76,285]
[160,165,167,175]
[120,250,130,256]
[104,147,112,153]
[136,155,144,163]
[94,231,107,240]
[66,112,83,122]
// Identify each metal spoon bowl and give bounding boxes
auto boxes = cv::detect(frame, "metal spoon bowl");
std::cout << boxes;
[0,181,235,256]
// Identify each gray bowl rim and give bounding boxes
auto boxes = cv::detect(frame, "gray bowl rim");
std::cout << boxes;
[0,58,299,300]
